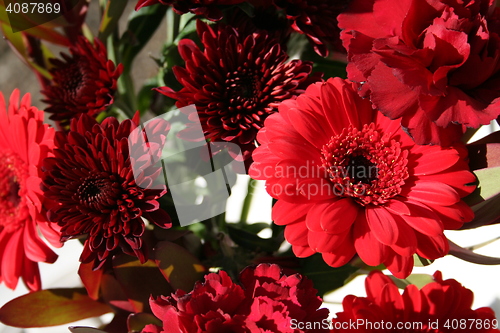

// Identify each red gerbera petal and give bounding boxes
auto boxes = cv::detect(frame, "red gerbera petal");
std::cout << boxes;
[0,90,59,291]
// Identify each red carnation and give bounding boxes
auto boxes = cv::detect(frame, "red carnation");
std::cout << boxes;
[158,20,320,164]
[135,0,245,21]
[332,270,500,332]
[273,0,352,56]
[142,264,329,333]
[338,0,500,145]
[41,36,123,126]
[42,114,172,270]
[0,90,60,291]
[249,78,476,278]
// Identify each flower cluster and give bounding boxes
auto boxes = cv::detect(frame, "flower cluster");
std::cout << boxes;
[333,270,500,332]
[142,264,329,333]
[338,0,500,145]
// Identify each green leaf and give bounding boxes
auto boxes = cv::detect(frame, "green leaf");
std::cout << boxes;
[119,4,167,70]
[154,241,206,292]
[461,166,500,228]
[78,262,103,300]
[98,0,128,41]
[390,274,435,289]
[299,254,358,296]
[463,166,500,207]
[241,222,271,235]
[461,191,500,229]
[113,255,174,313]
[0,22,52,79]
[0,288,112,328]
[127,313,162,333]
[69,327,108,333]
[227,225,283,253]
[473,166,500,200]
[136,79,158,114]
[413,254,434,267]
[235,1,255,17]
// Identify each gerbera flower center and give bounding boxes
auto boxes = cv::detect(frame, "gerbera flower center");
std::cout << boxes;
[345,154,378,184]
[0,151,28,229]
[321,123,409,206]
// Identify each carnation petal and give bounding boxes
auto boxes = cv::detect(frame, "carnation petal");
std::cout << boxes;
[367,63,420,119]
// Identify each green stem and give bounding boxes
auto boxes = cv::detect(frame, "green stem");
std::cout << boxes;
[166,8,181,45]
[172,11,181,42]
[118,69,138,117]
[239,178,257,226]
[105,29,137,119]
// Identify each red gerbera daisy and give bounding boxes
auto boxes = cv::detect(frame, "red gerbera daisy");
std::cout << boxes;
[41,36,123,126]
[249,78,476,278]
[332,270,500,332]
[158,20,320,164]
[273,0,352,56]
[0,90,60,291]
[135,0,246,21]
[142,264,330,333]
[42,114,172,270]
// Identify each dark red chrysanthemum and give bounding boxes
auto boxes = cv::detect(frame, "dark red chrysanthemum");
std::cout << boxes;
[273,0,352,56]
[42,114,172,269]
[338,0,500,145]
[226,5,291,46]
[158,20,320,164]
[142,264,329,333]
[41,36,123,126]
[332,270,500,332]
[135,0,245,21]
[0,90,60,291]
[249,78,476,278]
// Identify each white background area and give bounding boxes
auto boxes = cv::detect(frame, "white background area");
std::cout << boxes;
[1,122,500,332]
